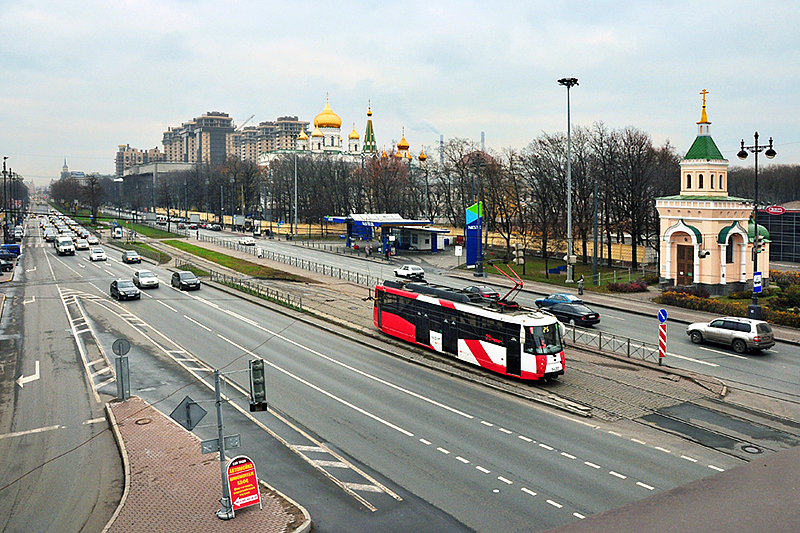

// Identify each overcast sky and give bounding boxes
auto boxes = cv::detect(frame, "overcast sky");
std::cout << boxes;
[2,0,798,187]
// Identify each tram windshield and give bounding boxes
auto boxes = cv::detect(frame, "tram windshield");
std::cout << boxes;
[524,324,563,355]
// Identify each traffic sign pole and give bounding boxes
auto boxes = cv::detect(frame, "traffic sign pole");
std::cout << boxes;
[657,309,668,366]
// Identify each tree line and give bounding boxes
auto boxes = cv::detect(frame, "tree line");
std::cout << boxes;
[50,124,799,269]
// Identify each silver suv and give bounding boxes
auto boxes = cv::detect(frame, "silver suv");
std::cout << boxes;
[686,317,775,353]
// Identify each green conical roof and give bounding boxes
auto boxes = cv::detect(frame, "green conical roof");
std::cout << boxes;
[683,135,724,161]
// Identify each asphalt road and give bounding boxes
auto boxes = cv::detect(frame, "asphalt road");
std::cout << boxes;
[39,229,745,532]
[0,219,121,533]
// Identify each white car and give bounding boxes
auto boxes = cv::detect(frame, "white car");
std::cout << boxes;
[239,236,256,246]
[75,238,90,250]
[87,235,100,245]
[133,269,159,289]
[394,264,425,280]
[88,247,107,261]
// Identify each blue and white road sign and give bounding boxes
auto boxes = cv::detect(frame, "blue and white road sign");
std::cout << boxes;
[658,308,668,324]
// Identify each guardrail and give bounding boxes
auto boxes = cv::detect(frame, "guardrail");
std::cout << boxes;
[564,325,660,364]
[197,234,382,288]
[209,271,303,311]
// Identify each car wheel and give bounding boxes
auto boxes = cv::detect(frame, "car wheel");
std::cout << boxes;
[732,339,747,354]
[690,331,703,344]
[568,318,576,326]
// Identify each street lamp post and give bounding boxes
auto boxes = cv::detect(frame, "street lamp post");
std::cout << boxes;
[293,151,298,238]
[737,132,776,320]
[558,77,579,284]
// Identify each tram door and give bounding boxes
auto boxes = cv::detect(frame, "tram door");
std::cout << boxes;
[442,317,457,354]
[415,309,430,346]
[506,325,521,376]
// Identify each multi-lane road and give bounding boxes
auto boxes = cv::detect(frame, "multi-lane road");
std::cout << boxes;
[0,216,797,532]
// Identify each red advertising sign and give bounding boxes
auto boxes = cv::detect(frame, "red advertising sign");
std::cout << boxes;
[226,455,262,512]
[766,205,786,215]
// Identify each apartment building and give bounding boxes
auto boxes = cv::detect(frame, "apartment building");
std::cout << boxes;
[115,145,164,178]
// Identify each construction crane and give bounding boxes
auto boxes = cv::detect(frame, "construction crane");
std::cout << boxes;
[236,114,255,131]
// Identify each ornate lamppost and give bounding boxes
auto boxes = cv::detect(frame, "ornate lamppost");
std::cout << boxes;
[737,132,776,320]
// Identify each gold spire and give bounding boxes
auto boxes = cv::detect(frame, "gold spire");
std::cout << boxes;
[348,123,360,139]
[418,146,427,162]
[367,99,372,117]
[697,88,710,124]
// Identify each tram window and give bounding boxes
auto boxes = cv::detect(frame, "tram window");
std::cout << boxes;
[524,324,562,355]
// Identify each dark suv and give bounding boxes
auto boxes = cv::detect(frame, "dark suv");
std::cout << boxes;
[686,317,775,353]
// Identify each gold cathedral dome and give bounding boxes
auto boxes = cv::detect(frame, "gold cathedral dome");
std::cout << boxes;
[348,123,360,140]
[314,95,342,129]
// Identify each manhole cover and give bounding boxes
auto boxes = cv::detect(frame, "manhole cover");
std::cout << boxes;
[135,418,153,425]
[742,445,762,454]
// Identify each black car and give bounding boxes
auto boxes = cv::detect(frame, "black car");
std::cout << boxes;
[462,285,500,301]
[546,302,600,327]
[110,279,141,301]
[0,251,17,262]
[0,259,13,272]
[121,251,142,264]
[171,271,201,290]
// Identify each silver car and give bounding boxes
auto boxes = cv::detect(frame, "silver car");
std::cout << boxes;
[133,269,159,289]
[687,317,775,353]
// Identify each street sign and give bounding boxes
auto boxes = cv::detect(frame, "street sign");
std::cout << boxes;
[226,455,262,512]
[201,434,241,455]
[170,396,207,431]
[658,308,668,324]
[766,205,786,215]
[753,271,762,294]
[112,338,130,356]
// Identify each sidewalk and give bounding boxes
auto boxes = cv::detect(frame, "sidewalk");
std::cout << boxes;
[103,396,311,533]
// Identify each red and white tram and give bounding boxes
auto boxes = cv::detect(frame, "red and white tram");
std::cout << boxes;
[373,276,565,381]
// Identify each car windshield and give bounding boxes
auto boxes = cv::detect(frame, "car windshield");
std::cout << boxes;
[91,248,103,253]
[179,273,196,280]
[118,280,135,288]
[139,271,155,278]
[572,305,593,314]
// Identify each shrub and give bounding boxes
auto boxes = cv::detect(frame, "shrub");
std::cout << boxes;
[608,280,648,293]
[643,274,660,286]
[663,286,710,299]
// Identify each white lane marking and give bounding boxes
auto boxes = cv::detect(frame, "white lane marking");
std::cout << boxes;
[183,315,212,331]
[476,466,491,474]
[437,447,450,455]
[420,439,431,445]
[637,481,655,490]
[681,455,698,463]
[499,428,512,434]
[698,346,748,360]
[574,512,586,519]
[518,435,533,442]
[667,352,719,367]
[0,424,61,440]
[218,334,415,437]
[561,452,576,460]
[521,487,537,497]
[539,443,554,451]
[481,421,494,427]
[584,461,601,469]
[709,465,725,472]
[547,500,563,509]
[609,471,627,479]
[456,456,470,464]
[631,438,647,445]
[498,476,513,485]
[158,300,178,312]
[655,446,671,453]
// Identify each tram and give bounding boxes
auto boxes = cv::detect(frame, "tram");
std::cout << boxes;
[373,269,565,381]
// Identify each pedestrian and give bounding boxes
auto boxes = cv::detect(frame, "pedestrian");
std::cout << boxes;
[196,230,200,240]
[577,274,584,295]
